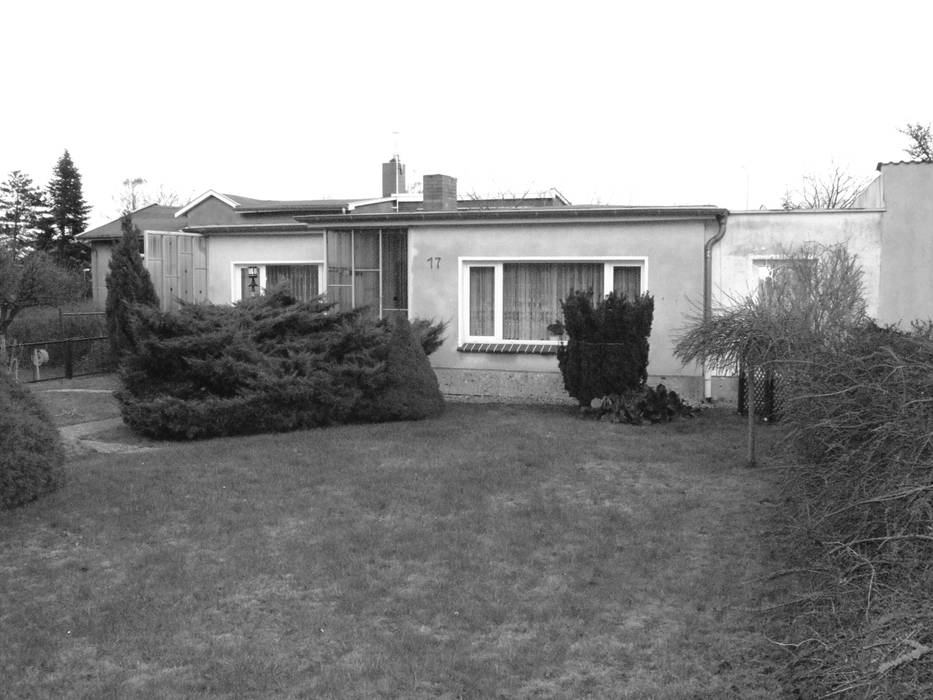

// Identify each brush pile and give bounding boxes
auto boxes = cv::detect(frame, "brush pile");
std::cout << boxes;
[775,322,933,696]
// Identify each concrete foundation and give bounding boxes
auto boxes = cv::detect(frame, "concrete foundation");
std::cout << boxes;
[435,368,704,404]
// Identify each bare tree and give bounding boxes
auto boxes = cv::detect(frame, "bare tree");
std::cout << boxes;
[116,178,185,215]
[782,165,866,210]
[899,122,933,162]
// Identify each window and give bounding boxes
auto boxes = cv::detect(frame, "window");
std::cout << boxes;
[462,259,645,343]
[234,263,322,302]
[326,229,408,320]
[753,257,815,306]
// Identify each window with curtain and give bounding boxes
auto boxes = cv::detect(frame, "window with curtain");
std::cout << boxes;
[469,266,495,336]
[464,260,646,343]
[503,263,602,340]
[239,264,321,302]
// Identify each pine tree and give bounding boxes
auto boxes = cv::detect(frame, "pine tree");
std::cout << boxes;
[0,170,48,259]
[105,214,160,360]
[45,150,90,267]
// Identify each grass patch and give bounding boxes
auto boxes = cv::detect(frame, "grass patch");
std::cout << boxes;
[0,404,788,697]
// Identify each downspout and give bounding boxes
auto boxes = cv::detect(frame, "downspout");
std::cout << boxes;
[703,213,728,399]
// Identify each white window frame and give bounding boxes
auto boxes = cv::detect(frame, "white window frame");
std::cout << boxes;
[458,256,648,345]
[231,261,324,303]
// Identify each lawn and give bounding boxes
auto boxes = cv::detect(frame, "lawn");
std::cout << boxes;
[1,396,788,698]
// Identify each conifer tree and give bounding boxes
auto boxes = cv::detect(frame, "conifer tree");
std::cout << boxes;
[0,170,48,258]
[44,150,90,267]
[105,214,160,360]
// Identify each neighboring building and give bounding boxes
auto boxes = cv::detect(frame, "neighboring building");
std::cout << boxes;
[78,159,933,403]
[80,204,189,306]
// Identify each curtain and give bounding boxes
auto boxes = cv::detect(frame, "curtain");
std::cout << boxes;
[354,230,380,269]
[612,266,641,298]
[327,231,352,285]
[503,263,602,340]
[354,270,380,319]
[469,266,495,336]
[267,265,318,301]
[382,230,408,313]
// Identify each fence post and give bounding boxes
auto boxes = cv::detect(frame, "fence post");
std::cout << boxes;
[746,362,756,468]
[65,339,73,380]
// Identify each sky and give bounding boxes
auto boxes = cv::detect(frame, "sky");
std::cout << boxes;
[2,0,932,229]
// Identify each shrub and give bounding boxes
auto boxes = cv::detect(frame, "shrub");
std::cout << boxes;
[0,369,65,509]
[409,317,448,357]
[557,290,654,406]
[355,317,445,422]
[587,384,698,425]
[768,322,933,696]
[105,214,160,361]
[117,289,445,439]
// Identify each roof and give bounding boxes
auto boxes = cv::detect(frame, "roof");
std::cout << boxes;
[876,160,933,170]
[224,194,358,211]
[183,223,311,235]
[295,204,727,229]
[174,189,361,217]
[77,204,188,241]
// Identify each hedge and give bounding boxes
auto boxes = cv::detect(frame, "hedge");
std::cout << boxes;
[0,369,65,509]
[117,289,445,439]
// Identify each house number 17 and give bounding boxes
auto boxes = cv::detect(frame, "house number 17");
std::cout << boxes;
[427,257,442,269]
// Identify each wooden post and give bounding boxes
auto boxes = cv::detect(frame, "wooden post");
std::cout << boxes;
[747,363,757,467]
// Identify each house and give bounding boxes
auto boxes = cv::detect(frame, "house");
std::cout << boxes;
[78,158,933,403]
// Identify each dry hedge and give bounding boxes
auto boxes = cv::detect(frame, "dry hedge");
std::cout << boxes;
[773,323,933,696]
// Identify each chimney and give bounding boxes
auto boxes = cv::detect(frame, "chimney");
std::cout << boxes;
[423,174,458,211]
[382,157,406,197]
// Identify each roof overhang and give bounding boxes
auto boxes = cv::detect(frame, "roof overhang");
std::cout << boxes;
[295,206,728,229]
[182,223,315,235]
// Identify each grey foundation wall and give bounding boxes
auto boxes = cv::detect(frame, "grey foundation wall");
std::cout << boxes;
[435,368,704,404]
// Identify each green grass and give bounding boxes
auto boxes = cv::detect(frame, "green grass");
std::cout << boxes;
[0,401,788,698]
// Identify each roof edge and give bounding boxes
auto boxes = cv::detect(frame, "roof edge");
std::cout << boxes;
[175,190,240,217]
[295,205,728,228]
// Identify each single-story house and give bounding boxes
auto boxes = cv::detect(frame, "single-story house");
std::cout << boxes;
[78,158,933,403]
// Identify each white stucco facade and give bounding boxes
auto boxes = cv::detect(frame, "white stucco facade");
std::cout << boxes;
[712,209,884,318]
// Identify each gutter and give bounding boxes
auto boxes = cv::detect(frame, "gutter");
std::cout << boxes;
[703,213,728,399]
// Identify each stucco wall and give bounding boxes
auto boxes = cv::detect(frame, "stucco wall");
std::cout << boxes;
[713,209,883,317]
[877,163,933,326]
[89,241,114,309]
[408,219,713,401]
[206,233,325,304]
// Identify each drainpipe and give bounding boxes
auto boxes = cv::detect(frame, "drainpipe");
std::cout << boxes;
[703,213,728,399]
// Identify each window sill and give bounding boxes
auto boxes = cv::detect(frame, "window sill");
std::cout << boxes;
[458,342,560,355]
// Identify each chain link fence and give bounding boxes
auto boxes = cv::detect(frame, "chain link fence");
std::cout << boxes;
[2,311,114,382]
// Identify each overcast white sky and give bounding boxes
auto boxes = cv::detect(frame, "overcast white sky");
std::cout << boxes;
[3,0,932,228]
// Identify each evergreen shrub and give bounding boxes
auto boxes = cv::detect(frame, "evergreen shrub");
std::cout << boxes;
[117,288,445,439]
[355,317,445,422]
[0,369,65,509]
[556,290,654,406]
[105,214,160,361]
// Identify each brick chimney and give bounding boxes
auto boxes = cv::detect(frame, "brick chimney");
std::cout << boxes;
[382,157,406,197]
[423,174,457,211]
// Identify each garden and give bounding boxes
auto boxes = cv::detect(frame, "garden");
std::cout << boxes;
[1,388,789,698]
[3,227,932,696]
